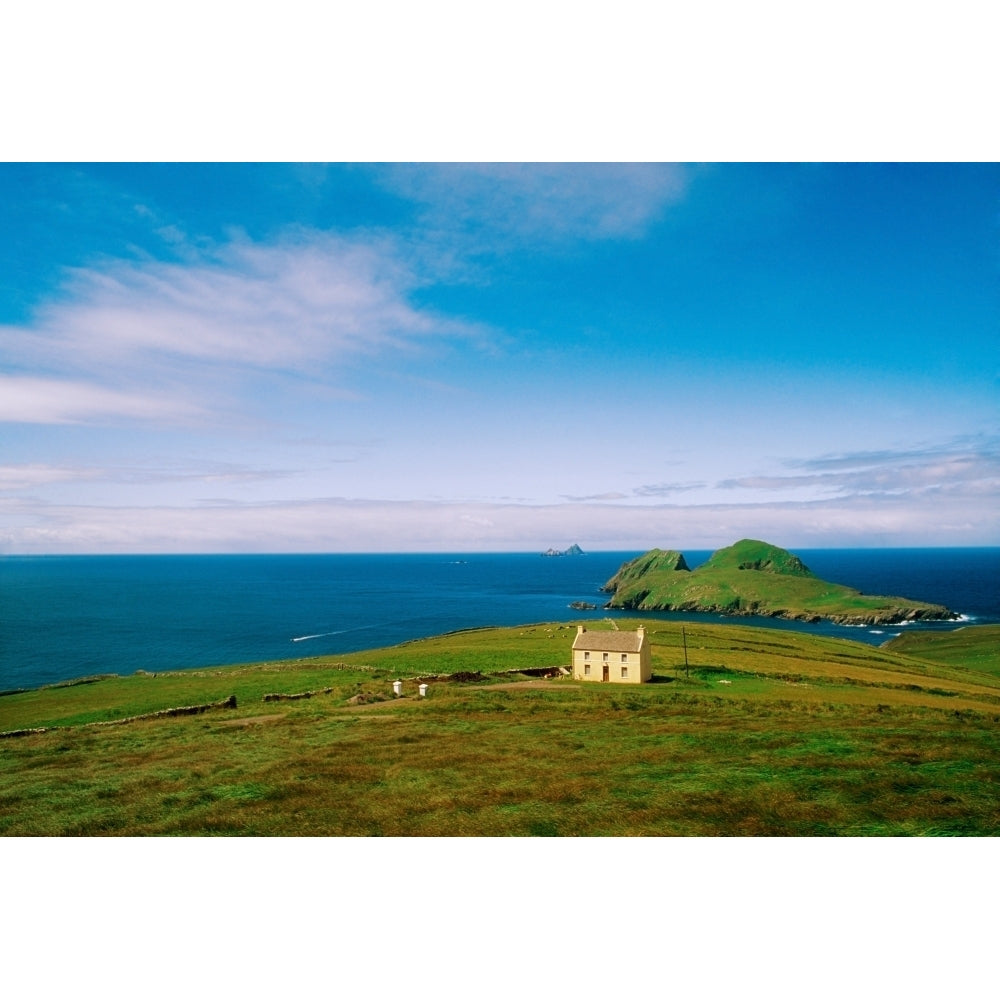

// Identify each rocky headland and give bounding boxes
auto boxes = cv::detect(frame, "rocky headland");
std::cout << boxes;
[602,539,958,626]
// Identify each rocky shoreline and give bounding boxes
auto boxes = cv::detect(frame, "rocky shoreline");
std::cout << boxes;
[600,597,959,627]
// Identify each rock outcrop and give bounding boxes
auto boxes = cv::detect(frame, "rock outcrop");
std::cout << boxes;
[542,543,585,557]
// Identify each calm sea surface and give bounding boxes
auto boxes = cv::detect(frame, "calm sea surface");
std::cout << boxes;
[1,549,998,691]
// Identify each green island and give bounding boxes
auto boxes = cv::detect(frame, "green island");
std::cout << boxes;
[602,538,957,625]
[2,620,998,835]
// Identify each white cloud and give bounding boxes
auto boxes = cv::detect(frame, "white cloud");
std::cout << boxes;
[0,463,102,490]
[718,441,1000,500]
[380,163,688,244]
[0,460,310,516]
[1,232,483,424]
[633,482,708,498]
[29,235,466,370]
[3,488,997,555]
[0,375,206,424]
[562,492,630,502]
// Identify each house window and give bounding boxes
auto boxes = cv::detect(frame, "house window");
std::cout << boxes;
[621,653,628,663]
[584,664,591,676]
[621,666,628,679]
[602,652,609,662]
[584,651,590,661]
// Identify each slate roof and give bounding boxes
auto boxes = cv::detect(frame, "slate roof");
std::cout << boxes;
[572,629,644,653]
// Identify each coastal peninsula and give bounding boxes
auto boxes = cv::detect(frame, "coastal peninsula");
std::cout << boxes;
[602,539,958,625]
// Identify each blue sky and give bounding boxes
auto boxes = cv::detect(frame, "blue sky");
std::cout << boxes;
[1,162,998,552]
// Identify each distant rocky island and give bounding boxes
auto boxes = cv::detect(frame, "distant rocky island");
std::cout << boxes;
[542,544,584,557]
[602,539,958,626]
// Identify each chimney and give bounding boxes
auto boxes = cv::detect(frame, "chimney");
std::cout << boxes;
[577,625,586,635]
[636,626,645,640]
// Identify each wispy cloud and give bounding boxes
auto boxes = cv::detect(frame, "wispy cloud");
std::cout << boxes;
[379,163,688,245]
[563,482,708,503]
[562,491,630,502]
[4,488,997,555]
[25,234,467,371]
[718,440,1000,500]
[787,446,984,472]
[0,463,104,490]
[633,481,708,498]
[0,459,301,495]
[1,231,485,425]
[0,375,207,424]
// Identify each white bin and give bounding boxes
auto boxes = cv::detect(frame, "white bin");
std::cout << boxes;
[418,683,428,698]
[392,680,403,697]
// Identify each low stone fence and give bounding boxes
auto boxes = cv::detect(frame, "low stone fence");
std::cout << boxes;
[89,694,238,728]
[262,688,334,702]
[413,665,569,684]
[0,694,238,739]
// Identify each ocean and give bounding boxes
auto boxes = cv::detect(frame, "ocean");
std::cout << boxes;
[1,548,998,691]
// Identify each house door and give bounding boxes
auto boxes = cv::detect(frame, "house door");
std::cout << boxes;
[602,663,609,682]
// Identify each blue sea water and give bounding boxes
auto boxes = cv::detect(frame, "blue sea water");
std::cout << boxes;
[1,549,998,691]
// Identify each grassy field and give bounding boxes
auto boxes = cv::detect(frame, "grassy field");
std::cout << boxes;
[2,620,998,836]
[885,624,1000,676]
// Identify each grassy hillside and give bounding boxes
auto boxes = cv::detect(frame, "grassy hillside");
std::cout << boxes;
[2,620,998,836]
[884,625,1000,678]
[603,539,956,625]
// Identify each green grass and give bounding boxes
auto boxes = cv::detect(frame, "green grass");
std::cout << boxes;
[2,620,998,836]
[884,625,1000,677]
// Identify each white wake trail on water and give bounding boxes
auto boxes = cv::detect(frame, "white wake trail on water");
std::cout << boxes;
[291,631,345,642]
[291,615,432,643]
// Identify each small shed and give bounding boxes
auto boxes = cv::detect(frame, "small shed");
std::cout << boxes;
[571,625,652,684]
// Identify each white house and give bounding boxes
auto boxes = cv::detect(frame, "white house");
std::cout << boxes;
[571,625,652,684]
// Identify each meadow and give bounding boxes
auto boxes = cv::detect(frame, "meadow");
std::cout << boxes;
[1,620,998,836]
